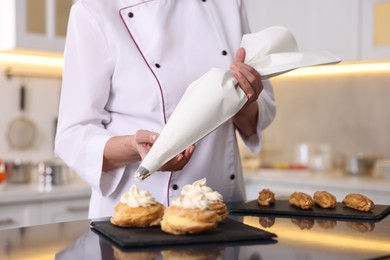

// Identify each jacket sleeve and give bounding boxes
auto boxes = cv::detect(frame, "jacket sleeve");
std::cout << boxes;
[55,2,124,196]
[238,80,276,154]
[237,0,277,153]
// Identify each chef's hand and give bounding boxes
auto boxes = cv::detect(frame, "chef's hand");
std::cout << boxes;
[230,48,262,138]
[134,130,196,172]
[230,47,263,104]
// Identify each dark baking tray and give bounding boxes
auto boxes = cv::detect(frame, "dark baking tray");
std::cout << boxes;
[228,200,390,221]
[90,217,276,249]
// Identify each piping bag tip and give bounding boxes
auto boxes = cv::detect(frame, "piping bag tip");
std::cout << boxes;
[134,166,151,182]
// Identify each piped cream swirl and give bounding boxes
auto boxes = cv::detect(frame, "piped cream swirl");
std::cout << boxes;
[120,184,157,208]
[172,189,210,210]
[182,178,223,202]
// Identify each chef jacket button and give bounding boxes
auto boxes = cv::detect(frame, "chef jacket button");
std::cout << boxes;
[221,50,228,56]
[155,63,161,68]
[128,12,134,18]
[230,174,235,180]
[202,0,207,2]
[172,184,179,190]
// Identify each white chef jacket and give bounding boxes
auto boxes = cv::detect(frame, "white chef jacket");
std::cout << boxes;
[55,0,276,219]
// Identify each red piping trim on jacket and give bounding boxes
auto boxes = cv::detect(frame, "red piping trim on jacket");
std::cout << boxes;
[119,6,173,206]
[118,8,167,124]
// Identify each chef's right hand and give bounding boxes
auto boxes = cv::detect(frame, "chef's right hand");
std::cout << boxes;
[134,130,196,172]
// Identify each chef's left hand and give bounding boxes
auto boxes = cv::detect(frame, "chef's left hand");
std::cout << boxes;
[230,47,263,103]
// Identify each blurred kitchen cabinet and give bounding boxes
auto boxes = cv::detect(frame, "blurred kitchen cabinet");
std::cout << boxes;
[0,204,40,230]
[0,0,73,53]
[0,177,90,230]
[360,0,390,60]
[244,0,361,61]
[39,198,89,225]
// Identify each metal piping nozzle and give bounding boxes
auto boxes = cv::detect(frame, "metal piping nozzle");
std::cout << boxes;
[134,166,151,182]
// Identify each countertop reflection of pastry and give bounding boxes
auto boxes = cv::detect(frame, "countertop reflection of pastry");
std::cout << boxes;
[342,193,375,212]
[182,178,228,223]
[313,191,337,209]
[110,184,164,227]
[112,246,160,260]
[259,217,275,228]
[291,218,314,230]
[161,190,219,235]
[258,189,275,207]
[161,248,221,260]
[346,221,375,233]
[289,192,314,210]
[316,220,337,230]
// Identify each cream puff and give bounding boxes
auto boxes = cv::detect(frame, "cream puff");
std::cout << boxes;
[161,189,219,235]
[110,184,164,227]
[258,188,276,207]
[342,193,375,212]
[313,191,337,209]
[289,192,314,210]
[182,178,228,222]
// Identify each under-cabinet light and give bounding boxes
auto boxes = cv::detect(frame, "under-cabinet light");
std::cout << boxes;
[0,52,63,67]
[1,52,390,79]
[281,60,390,77]
[0,52,63,78]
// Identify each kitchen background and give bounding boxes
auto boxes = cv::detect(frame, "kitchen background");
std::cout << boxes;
[242,0,390,167]
[1,0,389,165]
[0,73,61,163]
[1,0,390,230]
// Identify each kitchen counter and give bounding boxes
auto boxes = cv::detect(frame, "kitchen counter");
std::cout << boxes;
[244,169,390,204]
[0,178,91,206]
[1,210,389,259]
[0,178,91,230]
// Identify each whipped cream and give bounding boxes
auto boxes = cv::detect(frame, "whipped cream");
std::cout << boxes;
[182,178,223,202]
[120,184,157,208]
[172,189,210,210]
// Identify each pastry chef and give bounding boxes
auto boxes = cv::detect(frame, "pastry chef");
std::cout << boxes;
[55,0,276,219]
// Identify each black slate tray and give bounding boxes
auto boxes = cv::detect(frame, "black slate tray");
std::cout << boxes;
[229,200,390,221]
[91,218,276,249]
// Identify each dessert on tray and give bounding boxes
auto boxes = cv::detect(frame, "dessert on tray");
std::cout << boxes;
[182,178,228,222]
[161,191,219,235]
[110,184,164,227]
[313,191,337,209]
[342,193,375,212]
[258,188,276,207]
[161,178,222,235]
[289,192,314,210]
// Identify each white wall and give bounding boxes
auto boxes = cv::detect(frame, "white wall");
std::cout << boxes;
[0,64,61,163]
[259,72,390,165]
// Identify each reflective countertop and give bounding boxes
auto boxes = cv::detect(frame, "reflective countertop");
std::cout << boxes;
[1,212,389,260]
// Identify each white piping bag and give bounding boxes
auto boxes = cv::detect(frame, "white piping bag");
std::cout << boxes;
[135,26,341,181]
